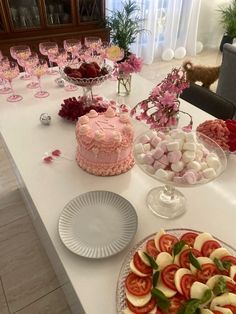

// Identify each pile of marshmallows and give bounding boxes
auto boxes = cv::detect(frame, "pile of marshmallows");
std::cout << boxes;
[134,129,223,185]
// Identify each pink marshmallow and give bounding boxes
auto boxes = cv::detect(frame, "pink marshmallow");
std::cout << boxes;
[139,134,150,144]
[143,153,154,165]
[152,147,164,160]
[173,176,185,184]
[158,141,168,153]
[183,171,197,184]
[167,150,182,163]
[151,136,162,147]
[153,160,166,170]
[159,154,169,166]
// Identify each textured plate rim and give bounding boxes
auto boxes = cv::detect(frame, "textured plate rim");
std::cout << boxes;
[116,228,236,313]
[58,190,138,259]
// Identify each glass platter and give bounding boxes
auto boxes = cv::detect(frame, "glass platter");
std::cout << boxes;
[116,228,236,313]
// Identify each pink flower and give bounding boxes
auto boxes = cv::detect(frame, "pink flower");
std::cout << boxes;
[161,91,175,106]
[116,54,143,76]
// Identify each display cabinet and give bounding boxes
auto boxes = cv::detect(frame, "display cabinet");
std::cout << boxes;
[0,0,109,57]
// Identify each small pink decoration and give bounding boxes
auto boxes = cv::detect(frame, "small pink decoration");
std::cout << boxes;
[52,149,61,157]
[43,156,53,163]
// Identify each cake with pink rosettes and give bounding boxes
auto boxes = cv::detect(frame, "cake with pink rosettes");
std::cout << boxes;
[75,107,134,176]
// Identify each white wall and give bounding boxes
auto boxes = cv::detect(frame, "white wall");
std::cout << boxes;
[198,0,231,48]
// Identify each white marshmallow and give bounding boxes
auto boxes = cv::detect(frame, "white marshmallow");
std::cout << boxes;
[166,141,180,152]
[185,132,195,142]
[143,143,151,152]
[152,147,164,160]
[202,168,217,179]
[200,161,208,170]
[145,130,157,139]
[171,161,185,172]
[155,169,170,181]
[156,131,166,140]
[134,143,144,154]
[187,161,202,172]
[136,153,146,164]
[139,134,150,144]
[176,139,184,150]
[143,153,154,165]
[182,151,196,162]
[183,142,197,151]
[195,149,204,161]
[206,156,221,171]
[143,165,155,174]
[151,136,161,148]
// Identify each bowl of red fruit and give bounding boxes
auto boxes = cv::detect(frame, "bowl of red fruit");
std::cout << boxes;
[61,61,112,87]
[196,119,236,154]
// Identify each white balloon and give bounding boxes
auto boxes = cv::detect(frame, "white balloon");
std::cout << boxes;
[196,41,203,54]
[174,47,186,59]
[161,48,174,61]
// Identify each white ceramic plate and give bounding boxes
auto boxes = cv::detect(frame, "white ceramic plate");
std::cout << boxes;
[58,191,138,259]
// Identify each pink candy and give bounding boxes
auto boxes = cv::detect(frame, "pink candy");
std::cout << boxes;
[143,153,154,165]
[167,150,182,163]
[152,147,164,159]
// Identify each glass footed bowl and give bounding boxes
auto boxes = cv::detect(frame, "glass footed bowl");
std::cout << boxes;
[116,228,236,314]
[134,128,227,219]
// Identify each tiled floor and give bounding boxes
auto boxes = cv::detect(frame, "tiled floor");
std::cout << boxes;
[0,48,220,313]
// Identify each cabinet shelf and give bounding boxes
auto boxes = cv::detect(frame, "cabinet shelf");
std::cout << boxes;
[0,0,109,57]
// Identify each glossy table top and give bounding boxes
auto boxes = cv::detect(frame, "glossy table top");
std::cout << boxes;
[0,73,236,313]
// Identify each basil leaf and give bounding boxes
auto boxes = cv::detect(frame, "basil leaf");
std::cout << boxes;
[222,260,232,270]
[200,289,212,304]
[173,240,186,258]
[213,276,227,296]
[214,257,226,271]
[189,251,201,270]
[152,271,159,287]
[151,288,170,311]
[184,299,201,314]
[143,252,158,269]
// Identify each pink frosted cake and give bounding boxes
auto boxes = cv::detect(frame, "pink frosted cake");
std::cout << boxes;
[75,107,134,176]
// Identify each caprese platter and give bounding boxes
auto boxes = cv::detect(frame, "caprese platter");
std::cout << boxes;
[116,228,236,314]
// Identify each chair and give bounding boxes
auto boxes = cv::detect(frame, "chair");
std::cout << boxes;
[216,43,236,107]
[180,82,236,120]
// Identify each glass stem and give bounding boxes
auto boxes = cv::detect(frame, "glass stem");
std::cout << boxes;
[38,77,42,93]
[164,185,175,200]
[8,80,15,96]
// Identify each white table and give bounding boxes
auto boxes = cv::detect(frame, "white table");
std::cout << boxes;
[0,73,236,314]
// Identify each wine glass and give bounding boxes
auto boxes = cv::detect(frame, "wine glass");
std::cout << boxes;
[24,52,39,89]
[84,36,102,51]
[30,59,49,98]
[133,128,227,219]
[1,61,22,102]
[39,42,58,75]
[63,39,82,63]
[0,56,12,94]
[10,45,31,80]
[51,48,69,89]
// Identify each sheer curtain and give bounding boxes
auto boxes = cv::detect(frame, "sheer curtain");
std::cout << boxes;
[106,0,202,64]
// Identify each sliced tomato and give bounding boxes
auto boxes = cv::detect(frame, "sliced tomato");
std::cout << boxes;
[133,252,153,276]
[212,311,224,314]
[146,239,159,259]
[180,232,198,247]
[125,273,152,296]
[201,240,221,257]
[126,298,156,314]
[179,248,202,268]
[156,309,164,314]
[161,264,179,291]
[196,263,219,283]
[180,274,196,299]
[221,255,236,265]
[159,234,178,254]
[226,281,236,293]
[168,294,186,314]
[223,305,236,314]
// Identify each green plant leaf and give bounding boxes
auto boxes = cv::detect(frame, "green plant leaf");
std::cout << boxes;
[151,288,170,312]
[143,252,158,269]
[152,271,159,287]
[189,252,201,270]
[173,240,186,258]
[213,276,227,296]
[184,299,201,314]
[200,289,212,304]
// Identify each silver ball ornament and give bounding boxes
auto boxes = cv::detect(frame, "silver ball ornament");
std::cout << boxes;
[55,77,65,87]
[40,113,51,125]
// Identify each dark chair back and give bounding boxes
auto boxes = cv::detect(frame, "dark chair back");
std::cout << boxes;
[216,43,236,106]
[180,82,236,120]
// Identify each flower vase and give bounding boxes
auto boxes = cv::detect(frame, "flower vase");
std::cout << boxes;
[117,74,132,96]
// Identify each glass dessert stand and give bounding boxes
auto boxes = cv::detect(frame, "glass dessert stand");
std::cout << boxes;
[134,129,227,219]
[60,64,112,106]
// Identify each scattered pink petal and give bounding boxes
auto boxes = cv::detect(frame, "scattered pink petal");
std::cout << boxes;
[43,156,53,163]
[52,149,61,157]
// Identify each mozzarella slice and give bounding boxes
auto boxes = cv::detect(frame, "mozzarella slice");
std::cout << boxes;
[206,275,235,290]
[230,265,236,281]
[126,290,151,307]
[138,250,150,266]
[212,306,233,314]
[190,281,213,305]
[194,232,214,251]
[174,268,192,295]
[200,310,214,314]
[190,257,214,274]
[155,277,177,298]
[154,228,166,252]
[129,260,147,277]
[122,306,157,314]
[210,248,230,261]
[155,252,173,270]
[210,292,236,308]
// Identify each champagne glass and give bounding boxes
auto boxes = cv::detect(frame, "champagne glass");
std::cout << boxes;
[10,45,31,80]
[2,61,22,102]
[84,36,102,51]
[31,59,49,98]
[0,56,12,94]
[63,39,81,63]
[24,52,40,89]
[39,42,58,75]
